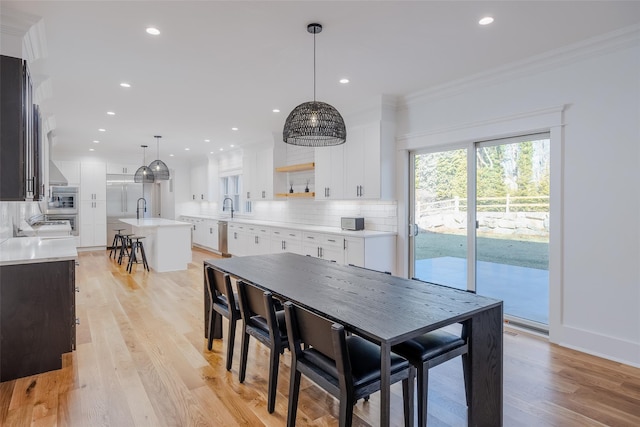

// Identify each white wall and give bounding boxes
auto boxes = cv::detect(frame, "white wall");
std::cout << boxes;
[395,27,640,366]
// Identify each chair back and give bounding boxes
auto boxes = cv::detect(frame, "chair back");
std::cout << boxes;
[237,280,282,344]
[205,266,235,309]
[283,301,353,385]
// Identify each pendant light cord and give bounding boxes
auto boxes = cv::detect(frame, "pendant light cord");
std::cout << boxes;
[313,29,316,102]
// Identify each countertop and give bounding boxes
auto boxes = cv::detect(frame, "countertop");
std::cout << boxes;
[178,215,396,238]
[0,236,78,266]
[119,218,192,227]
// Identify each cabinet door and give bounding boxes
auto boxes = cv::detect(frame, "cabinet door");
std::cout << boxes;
[190,162,209,201]
[315,145,344,200]
[107,163,139,175]
[344,123,381,199]
[80,162,106,201]
[79,200,106,247]
[208,221,219,251]
[0,56,26,201]
[344,237,365,267]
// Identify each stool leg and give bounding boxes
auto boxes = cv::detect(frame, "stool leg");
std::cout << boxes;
[109,234,119,258]
[118,237,126,264]
[127,243,136,273]
[139,242,149,271]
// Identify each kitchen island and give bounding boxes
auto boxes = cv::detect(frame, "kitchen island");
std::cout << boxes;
[119,218,192,272]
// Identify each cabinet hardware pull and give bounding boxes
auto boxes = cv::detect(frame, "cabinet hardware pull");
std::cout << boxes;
[75,287,80,292]
[75,318,80,325]
[328,239,336,243]
[344,239,346,250]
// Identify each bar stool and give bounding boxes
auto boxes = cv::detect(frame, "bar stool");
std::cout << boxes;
[127,236,149,273]
[118,233,134,265]
[109,228,126,259]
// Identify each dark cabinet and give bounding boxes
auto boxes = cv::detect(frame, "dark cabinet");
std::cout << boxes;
[0,260,76,382]
[0,54,43,201]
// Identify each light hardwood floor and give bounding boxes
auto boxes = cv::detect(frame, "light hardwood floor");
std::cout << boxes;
[1,248,639,426]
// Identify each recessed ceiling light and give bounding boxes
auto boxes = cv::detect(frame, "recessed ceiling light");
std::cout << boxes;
[231,127,238,131]
[146,27,160,36]
[272,109,280,113]
[98,128,106,132]
[210,151,214,154]
[169,154,174,157]
[204,139,210,142]
[93,140,100,143]
[89,148,95,152]
[230,144,235,148]
[120,82,131,88]
[479,16,494,25]
[219,148,224,151]
[339,78,349,84]
[107,111,115,116]
[184,148,190,151]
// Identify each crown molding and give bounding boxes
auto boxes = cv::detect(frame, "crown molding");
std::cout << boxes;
[23,19,48,63]
[399,24,640,110]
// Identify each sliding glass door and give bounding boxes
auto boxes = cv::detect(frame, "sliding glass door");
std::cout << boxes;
[411,133,550,328]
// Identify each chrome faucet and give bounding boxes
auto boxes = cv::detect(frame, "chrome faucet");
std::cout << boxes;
[222,197,234,219]
[136,197,147,220]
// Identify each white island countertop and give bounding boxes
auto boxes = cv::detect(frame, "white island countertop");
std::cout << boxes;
[0,237,78,266]
[119,218,191,228]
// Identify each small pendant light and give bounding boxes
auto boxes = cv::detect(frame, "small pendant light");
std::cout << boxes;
[148,135,170,180]
[134,145,155,183]
[283,23,346,147]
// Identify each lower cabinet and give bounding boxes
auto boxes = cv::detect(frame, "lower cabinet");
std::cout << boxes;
[227,222,396,272]
[0,259,77,382]
[302,232,345,263]
[79,200,107,247]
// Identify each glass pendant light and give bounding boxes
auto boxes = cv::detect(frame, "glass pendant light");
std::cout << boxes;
[283,23,346,147]
[148,135,170,180]
[134,145,155,183]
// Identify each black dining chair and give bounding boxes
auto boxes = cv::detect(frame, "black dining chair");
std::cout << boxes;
[392,278,471,427]
[205,266,241,371]
[283,301,415,427]
[236,280,289,414]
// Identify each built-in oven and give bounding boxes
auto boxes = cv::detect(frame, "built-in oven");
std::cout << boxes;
[44,213,78,236]
[48,186,78,214]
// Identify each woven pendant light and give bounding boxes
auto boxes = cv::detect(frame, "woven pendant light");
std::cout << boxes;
[134,145,155,183]
[148,135,170,180]
[283,23,346,147]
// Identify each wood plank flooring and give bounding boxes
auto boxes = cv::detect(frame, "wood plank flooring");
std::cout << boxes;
[1,248,639,426]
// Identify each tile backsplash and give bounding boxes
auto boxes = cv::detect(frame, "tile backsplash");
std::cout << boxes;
[0,201,43,242]
[188,199,398,233]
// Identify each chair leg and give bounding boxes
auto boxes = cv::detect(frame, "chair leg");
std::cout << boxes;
[225,317,237,371]
[417,364,428,427]
[462,353,471,406]
[403,367,415,427]
[267,346,280,413]
[339,393,354,427]
[287,370,301,427]
[207,306,216,351]
[238,330,250,383]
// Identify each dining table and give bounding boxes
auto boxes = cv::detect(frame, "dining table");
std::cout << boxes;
[204,253,503,426]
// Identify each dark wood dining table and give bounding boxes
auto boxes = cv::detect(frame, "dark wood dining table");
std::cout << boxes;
[204,253,503,427]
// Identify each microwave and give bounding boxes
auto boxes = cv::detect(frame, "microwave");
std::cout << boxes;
[341,217,364,231]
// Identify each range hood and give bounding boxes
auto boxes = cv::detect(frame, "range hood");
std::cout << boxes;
[49,160,68,186]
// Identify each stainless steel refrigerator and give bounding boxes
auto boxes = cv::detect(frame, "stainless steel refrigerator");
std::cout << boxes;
[106,174,143,248]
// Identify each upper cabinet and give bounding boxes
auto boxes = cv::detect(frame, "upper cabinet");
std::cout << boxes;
[314,120,395,200]
[315,145,344,200]
[54,160,81,186]
[80,162,107,201]
[106,163,139,175]
[0,55,43,201]
[190,157,219,202]
[243,141,285,201]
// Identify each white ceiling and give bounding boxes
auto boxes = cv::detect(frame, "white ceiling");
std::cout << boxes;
[2,1,640,163]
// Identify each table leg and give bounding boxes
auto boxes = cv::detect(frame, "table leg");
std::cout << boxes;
[380,341,391,427]
[468,304,503,426]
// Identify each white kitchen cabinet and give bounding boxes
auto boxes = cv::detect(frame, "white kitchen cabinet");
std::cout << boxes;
[344,123,383,199]
[106,163,139,175]
[314,145,344,200]
[228,223,249,256]
[79,161,107,247]
[344,235,396,273]
[243,143,286,201]
[244,225,271,255]
[80,161,107,201]
[190,161,210,201]
[192,218,208,246]
[207,220,219,251]
[79,200,107,247]
[271,228,303,255]
[302,232,344,263]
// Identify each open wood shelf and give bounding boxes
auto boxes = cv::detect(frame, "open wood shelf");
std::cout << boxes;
[275,162,315,173]
[275,192,315,199]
